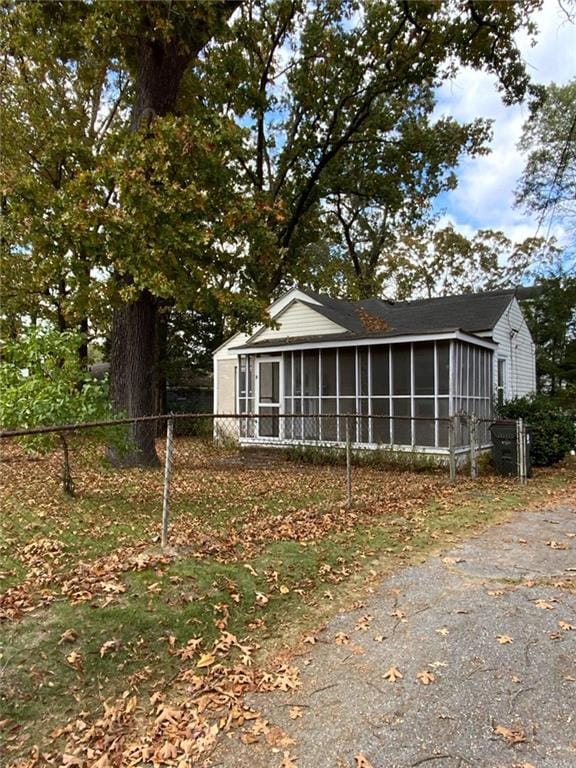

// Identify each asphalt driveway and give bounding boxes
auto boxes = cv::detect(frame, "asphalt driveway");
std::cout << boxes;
[212,503,576,768]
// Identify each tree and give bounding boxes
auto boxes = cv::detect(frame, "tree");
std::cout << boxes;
[521,267,576,398]
[380,226,559,299]
[201,0,543,300]
[516,79,576,242]
[0,329,115,494]
[0,2,128,349]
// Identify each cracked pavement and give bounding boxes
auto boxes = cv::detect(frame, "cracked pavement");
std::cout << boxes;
[211,503,576,768]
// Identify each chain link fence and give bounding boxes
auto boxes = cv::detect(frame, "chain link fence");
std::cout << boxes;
[0,412,530,551]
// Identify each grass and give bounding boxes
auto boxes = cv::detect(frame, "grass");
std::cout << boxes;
[1,437,574,762]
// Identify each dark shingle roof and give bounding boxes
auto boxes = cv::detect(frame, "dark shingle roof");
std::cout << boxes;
[237,287,519,350]
[301,287,517,335]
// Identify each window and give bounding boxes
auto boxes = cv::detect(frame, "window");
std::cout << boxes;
[497,358,507,406]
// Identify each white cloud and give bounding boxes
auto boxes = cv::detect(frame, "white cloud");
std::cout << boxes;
[433,3,576,250]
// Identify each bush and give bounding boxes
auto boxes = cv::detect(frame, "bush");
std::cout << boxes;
[0,328,123,493]
[498,394,575,466]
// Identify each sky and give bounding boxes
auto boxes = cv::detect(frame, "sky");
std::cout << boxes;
[433,1,576,255]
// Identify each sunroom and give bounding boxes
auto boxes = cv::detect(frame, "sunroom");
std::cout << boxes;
[233,334,496,454]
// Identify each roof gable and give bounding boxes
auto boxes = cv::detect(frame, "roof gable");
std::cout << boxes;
[247,299,348,344]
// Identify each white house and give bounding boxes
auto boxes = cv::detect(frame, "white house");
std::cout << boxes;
[213,286,536,455]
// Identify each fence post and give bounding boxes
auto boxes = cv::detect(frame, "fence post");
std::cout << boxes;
[162,416,174,548]
[517,417,527,485]
[448,415,456,482]
[345,416,352,508]
[469,415,478,479]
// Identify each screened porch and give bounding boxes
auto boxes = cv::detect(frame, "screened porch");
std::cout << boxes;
[236,337,495,453]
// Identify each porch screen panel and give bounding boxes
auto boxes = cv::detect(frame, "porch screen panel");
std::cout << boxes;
[392,398,411,445]
[238,355,255,437]
[339,348,356,396]
[437,342,450,395]
[452,341,493,446]
[436,341,450,447]
[320,349,337,441]
[321,398,337,441]
[283,353,293,437]
[413,342,435,447]
[414,398,435,446]
[391,344,411,445]
[372,397,390,444]
[339,397,357,442]
[392,344,411,395]
[371,347,389,394]
[321,350,336,395]
[414,343,434,395]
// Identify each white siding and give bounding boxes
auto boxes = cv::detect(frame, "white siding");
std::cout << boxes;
[214,358,237,415]
[252,301,344,342]
[491,298,536,399]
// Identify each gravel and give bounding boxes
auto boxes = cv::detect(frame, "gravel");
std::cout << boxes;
[211,504,576,768]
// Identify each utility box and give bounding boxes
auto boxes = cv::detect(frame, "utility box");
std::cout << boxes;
[490,420,532,477]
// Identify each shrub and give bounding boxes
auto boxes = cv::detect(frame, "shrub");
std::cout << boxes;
[0,328,123,493]
[497,394,575,466]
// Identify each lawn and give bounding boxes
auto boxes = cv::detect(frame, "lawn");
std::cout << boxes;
[1,437,574,767]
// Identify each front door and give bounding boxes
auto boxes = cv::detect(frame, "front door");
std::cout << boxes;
[257,359,281,438]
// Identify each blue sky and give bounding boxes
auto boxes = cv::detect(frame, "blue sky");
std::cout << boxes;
[433,2,575,253]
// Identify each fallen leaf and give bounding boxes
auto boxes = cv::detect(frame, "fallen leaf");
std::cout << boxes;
[547,540,568,550]
[65,649,82,669]
[496,635,513,644]
[442,556,464,565]
[416,670,436,685]
[266,725,295,748]
[435,627,449,636]
[58,628,78,645]
[92,755,111,768]
[196,652,216,668]
[240,731,260,745]
[335,632,349,645]
[99,639,120,657]
[534,598,555,610]
[487,589,504,597]
[255,592,269,606]
[279,585,290,595]
[383,666,403,682]
[289,706,303,720]
[559,621,575,631]
[355,614,373,631]
[494,723,526,744]
[280,752,298,768]
[355,753,375,768]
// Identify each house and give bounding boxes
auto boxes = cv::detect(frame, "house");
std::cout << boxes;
[213,286,536,456]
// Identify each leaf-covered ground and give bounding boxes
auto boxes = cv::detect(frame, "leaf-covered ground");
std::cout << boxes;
[1,438,574,767]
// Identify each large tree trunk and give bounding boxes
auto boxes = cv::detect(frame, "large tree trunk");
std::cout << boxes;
[110,287,160,466]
